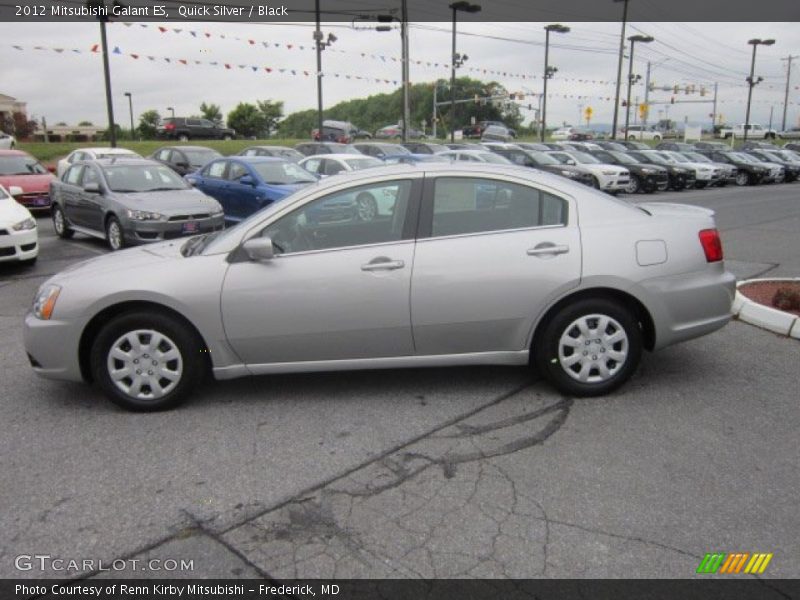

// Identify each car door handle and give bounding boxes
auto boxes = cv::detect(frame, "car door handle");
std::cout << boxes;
[361,258,405,271]
[527,243,570,257]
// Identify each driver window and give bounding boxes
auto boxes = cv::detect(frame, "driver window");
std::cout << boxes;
[81,167,100,186]
[324,160,344,176]
[303,158,322,174]
[259,180,413,255]
[228,162,249,181]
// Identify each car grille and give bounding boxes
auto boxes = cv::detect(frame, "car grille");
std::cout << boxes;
[0,247,15,257]
[0,229,8,236]
[163,224,223,239]
[167,213,212,222]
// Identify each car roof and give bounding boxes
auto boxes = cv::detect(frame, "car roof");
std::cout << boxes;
[74,147,137,154]
[242,145,296,151]
[301,153,371,161]
[158,145,219,151]
[225,156,287,163]
[80,158,161,167]
[0,149,30,157]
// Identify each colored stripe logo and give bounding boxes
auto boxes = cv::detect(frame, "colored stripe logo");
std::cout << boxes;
[697,552,773,574]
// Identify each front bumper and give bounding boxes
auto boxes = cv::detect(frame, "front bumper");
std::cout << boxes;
[122,214,225,244]
[0,227,38,262]
[24,311,84,381]
[600,174,630,191]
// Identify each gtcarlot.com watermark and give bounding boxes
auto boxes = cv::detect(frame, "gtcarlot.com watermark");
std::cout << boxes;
[15,554,194,573]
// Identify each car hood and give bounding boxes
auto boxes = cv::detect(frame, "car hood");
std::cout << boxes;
[261,181,315,198]
[53,240,185,282]
[113,189,221,213]
[0,199,33,225]
[581,164,627,174]
[0,173,54,193]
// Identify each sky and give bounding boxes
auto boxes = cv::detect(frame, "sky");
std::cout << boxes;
[1,20,798,132]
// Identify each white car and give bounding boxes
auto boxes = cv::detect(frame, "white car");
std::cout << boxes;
[551,127,578,141]
[623,126,662,141]
[0,131,16,150]
[56,147,141,178]
[0,183,38,265]
[546,150,630,193]
[298,153,383,178]
[658,151,722,188]
[437,150,512,164]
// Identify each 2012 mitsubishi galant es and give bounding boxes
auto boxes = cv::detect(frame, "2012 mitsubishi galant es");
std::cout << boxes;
[24,163,736,411]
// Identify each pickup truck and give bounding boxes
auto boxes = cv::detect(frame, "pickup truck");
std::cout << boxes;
[718,124,777,139]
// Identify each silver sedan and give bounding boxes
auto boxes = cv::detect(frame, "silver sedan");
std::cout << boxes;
[24,163,736,411]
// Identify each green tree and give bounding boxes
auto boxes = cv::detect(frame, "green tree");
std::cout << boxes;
[138,109,161,139]
[256,100,284,136]
[78,120,94,126]
[227,103,267,138]
[199,102,223,126]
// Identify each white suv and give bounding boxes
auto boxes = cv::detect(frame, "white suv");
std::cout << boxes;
[546,150,630,193]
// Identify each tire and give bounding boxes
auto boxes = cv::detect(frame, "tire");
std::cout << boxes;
[765,133,775,140]
[626,175,641,194]
[106,216,125,251]
[654,135,662,141]
[90,311,204,411]
[223,135,232,141]
[592,176,601,190]
[695,181,707,189]
[534,298,642,397]
[178,134,189,142]
[735,170,749,186]
[355,192,378,222]
[19,256,37,266]
[52,205,74,239]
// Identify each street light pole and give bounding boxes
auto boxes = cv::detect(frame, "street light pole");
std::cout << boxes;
[448,1,481,143]
[124,92,134,140]
[781,55,798,131]
[315,0,324,140]
[624,34,653,140]
[541,24,570,142]
[611,0,630,140]
[401,0,409,142]
[98,17,116,147]
[744,38,775,142]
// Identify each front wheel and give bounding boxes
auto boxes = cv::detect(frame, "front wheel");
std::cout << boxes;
[735,171,749,186]
[106,216,125,251]
[223,135,232,141]
[356,192,378,222]
[534,298,642,397]
[90,311,205,411]
[626,175,641,194]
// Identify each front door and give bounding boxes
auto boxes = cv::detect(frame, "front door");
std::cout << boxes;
[221,177,421,366]
[411,175,581,355]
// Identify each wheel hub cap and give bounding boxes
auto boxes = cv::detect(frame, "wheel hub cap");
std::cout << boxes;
[558,314,629,383]
[107,330,183,400]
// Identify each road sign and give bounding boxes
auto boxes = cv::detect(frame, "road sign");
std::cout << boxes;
[639,103,648,120]
[584,106,593,124]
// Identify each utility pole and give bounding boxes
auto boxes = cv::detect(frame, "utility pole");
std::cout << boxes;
[643,61,651,126]
[781,55,798,132]
[401,0,409,142]
[611,0,630,140]
[98,13,116,147]
[711,82,718,131]
[432,82,438,138]
[314,0,323,140]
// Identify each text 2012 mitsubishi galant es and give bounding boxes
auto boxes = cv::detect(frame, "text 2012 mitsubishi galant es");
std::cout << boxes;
[24,163,736,411]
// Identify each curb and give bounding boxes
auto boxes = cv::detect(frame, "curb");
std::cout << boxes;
[733,278,800,339]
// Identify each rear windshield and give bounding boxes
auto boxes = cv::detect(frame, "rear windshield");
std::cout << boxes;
[251,161,318,185]
[183,149,221,166]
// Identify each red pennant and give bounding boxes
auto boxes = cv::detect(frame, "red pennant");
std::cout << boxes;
[248,39,255,44]
[265,67,272,73]
[90,44,99,53]
[225,64,231,69]
[179,59,187,65]
[286,44,293,49]
[158,26,168,33]
[130,53,139,59]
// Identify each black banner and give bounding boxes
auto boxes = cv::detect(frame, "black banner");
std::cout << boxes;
[3,579,799,600]
[1,0,799,23]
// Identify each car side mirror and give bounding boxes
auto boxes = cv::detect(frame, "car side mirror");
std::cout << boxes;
[239,175,255,186]
[242,237,274,261]
[9,185,23,196]
[83,182,101,194]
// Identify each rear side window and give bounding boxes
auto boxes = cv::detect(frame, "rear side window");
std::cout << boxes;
[430,177,567,238]
[204,161,227,178]
[228,162,249,181]
[64,166,83,185]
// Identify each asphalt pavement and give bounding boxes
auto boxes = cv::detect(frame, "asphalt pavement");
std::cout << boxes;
[0,183,798,585]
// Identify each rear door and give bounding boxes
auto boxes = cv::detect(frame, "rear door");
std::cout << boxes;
[224,161,260,220]
[411,174,581,356]
[59,165,85,224]
[76,164,105,232]
[194,160,230,210]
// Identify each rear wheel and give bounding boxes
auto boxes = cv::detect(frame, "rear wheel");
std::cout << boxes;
[106,216,125,251]
[626,175,641,194]
[223,135,233,141]
[90,311,204,411]
[178,134,189,142]
[52,205,74,239]
[534,298,642,397]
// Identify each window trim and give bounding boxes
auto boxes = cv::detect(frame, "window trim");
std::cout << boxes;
[417,174,571,240]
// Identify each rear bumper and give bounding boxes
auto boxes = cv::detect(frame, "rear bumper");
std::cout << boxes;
[640,263,737,351]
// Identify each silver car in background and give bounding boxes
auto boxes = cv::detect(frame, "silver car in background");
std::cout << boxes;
[25,163,735,411]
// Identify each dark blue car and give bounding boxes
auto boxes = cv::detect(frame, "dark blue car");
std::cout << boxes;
[185,157,317,224]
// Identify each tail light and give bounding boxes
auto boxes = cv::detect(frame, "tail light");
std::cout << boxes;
[164,123,176,131]
[698,228,723,262]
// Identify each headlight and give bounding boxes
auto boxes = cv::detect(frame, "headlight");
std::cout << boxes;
[601,170,616,175]
[12,217,36,231]
[125,209,164,221]
[675,168,688,174]
[640,168,655,174]
[32,284,61,320]
[560,170,579,178]
[211,205,224,215]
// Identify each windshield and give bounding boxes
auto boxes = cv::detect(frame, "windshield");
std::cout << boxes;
[96,151,139,160]
[0,186,9,200]
[685,152,711,163]
[637,152,670,165]
[424,144,449,153]
[252,161,318,184]
[609,151,637,164]
[525,151,559,165]
[665,152,690,163]
[183,149,221,166]
[569,151,601,164]
[0,156,48,176]
[103,164,189,192]
[477,152,511,164]
[344,157,383,170]
[729,152,758,163]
